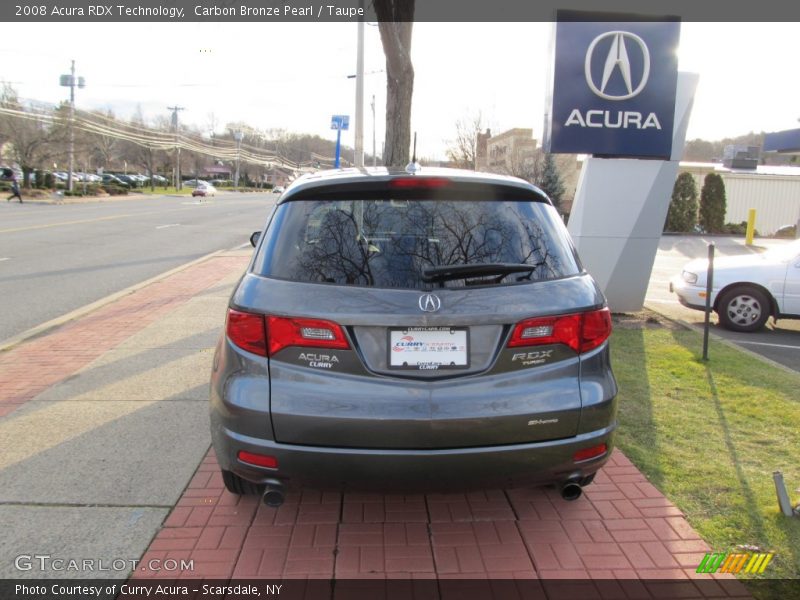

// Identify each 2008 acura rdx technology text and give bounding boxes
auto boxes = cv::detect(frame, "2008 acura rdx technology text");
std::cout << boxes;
[209,167,617,507]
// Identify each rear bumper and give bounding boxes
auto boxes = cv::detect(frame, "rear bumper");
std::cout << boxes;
[211,422,616,492]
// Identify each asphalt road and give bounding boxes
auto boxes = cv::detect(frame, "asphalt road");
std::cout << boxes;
[645,235,800,372]
[0,192,276,342]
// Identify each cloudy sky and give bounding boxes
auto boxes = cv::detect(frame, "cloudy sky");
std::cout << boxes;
[0,22,797,160]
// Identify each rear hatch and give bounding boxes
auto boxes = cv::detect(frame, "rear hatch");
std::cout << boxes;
[234,175,609,449]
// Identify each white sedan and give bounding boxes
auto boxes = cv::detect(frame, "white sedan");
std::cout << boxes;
[670,240,800,332]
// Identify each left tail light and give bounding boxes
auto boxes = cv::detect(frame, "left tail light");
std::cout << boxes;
[226,309,267,356]
[226,309,349,356]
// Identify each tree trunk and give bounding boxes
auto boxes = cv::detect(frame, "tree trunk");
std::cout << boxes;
[384,64,414,166]
[375,1,414,167]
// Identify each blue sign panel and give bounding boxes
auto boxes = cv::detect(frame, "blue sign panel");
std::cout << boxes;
[331,115,350,131]
[544,14,680,159]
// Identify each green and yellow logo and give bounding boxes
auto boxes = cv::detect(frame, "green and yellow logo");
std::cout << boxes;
[697,551,775,574]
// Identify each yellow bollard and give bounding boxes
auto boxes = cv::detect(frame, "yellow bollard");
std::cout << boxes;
[745,208,756,246]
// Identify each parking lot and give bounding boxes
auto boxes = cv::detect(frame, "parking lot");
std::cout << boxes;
[646,235,800,373]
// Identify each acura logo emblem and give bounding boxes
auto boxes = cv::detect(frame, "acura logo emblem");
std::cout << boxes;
[585,31,650,101]
[418,293,441,312]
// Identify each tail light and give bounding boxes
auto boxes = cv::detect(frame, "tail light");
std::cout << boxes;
[508,308,611,354]
[227,309,268,356]
[267,316,350,355]
[227,311,350,357]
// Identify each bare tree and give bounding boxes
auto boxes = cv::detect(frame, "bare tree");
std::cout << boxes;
[375,1,415,167]
[446,112,484,170]
[0,85,58,187]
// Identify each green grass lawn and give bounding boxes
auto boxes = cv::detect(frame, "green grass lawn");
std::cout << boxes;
[612,319,799,591]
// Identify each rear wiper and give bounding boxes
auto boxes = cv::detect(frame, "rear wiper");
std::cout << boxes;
[421,263,535,283]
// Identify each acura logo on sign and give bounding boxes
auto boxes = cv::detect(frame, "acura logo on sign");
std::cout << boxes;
[585,31,651,101]
[418,293,441,313]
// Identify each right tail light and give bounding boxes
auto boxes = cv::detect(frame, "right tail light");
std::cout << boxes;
[508,308,612,354]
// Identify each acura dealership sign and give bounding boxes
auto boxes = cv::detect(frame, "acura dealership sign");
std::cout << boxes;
[544,13,681,158]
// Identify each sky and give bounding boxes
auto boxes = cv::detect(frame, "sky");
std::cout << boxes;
[0,22,798,161]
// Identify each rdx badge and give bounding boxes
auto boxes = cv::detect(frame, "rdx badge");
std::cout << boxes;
[511,350,554,366]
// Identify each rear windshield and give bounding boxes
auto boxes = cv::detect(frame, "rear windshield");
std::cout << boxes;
[253,198,580,289]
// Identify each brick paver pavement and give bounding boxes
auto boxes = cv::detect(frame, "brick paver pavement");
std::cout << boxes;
[0,254,249,419]
[135,450,751,598]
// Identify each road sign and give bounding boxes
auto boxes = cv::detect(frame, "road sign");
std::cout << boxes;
[331,115,350,131]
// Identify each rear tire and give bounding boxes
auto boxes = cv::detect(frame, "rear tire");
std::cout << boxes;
[717,286,771,332]
[221,469,261,496]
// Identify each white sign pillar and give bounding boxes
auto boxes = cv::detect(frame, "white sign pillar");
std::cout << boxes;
[567,72,699,313]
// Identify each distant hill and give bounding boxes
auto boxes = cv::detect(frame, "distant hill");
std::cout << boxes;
[682,132,797,165]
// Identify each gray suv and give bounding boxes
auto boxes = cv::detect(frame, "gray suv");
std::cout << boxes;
[210,167,617,507]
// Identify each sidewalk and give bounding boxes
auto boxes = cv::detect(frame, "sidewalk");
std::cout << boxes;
[0,251,750,597]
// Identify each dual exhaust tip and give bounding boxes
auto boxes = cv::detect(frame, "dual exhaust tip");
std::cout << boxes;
[259,479,586,507]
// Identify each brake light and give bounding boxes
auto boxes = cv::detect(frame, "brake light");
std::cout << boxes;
[508,308,612,354]
[227,309,267,356]
[390,177,450,189]
[267,316,350,356]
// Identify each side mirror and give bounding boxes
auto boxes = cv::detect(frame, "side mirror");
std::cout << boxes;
[250,231,261,247]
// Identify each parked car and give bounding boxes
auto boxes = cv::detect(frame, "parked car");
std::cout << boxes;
[209,167,617,507]
[114,174,137,187]
[102,174,129,188]
[670,239,800,332]
[272,185,285,194]
[774,224,797,239]
[192,183,216,197]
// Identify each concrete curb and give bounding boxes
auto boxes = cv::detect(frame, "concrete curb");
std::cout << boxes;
[643,302,800,377]
[0,248,229,354]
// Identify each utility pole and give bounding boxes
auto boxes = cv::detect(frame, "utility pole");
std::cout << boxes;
[354,5,365,168]
[168,105,185,189]
[234,131,243,188]
[59,60,85,193]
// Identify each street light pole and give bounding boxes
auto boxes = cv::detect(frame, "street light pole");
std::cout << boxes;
[354,9,365,168]
[371,94,376,167]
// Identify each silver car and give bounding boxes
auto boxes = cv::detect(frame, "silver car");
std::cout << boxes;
[210,167,617,507]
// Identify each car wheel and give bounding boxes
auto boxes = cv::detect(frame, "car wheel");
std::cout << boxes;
[221,469,261,496]
[717,286,771,332]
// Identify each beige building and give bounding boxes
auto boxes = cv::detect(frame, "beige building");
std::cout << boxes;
[480,128,538,175]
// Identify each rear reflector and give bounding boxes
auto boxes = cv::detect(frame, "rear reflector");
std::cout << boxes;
[226,309,267,356]
[573,443,608,463]
[508,308,611,354]
[267,316,350,356]
[238,451,278,469]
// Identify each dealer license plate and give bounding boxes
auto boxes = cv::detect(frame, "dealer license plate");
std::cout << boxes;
[388,327,469,370]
